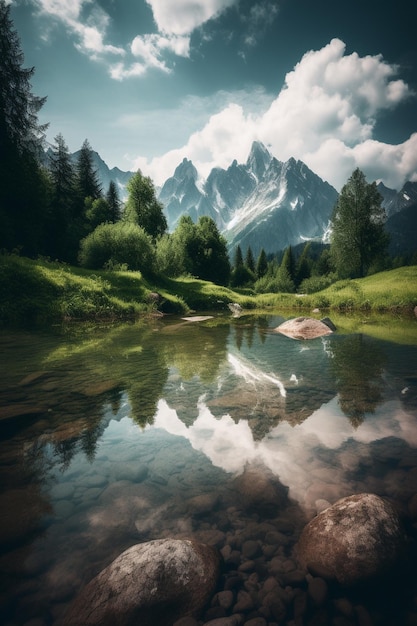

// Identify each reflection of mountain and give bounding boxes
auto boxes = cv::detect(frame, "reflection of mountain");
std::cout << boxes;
[153,393,417,514]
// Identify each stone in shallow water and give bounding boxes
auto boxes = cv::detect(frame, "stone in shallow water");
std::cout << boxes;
[275,317,334,340]
[60,539,221,626]
[296,493,409,587]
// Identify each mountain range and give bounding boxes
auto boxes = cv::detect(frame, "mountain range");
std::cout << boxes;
[68,142,417,258]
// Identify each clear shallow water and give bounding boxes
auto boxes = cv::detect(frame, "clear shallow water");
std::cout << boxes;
[1,312,417,624]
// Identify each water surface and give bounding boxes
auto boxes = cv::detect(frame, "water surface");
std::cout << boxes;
[1,312,417,624]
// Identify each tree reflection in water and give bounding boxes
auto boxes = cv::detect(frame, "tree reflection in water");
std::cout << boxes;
[328,334,386,427]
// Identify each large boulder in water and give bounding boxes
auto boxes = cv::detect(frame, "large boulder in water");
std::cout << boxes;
[296,493,408,587]
[60,539,221,626]
[275,316,334,340]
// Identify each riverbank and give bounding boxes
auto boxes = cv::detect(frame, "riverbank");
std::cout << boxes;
[0,254,416,326]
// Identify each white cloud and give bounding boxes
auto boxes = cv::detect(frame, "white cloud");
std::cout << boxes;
[145,0,237,36]
[36,0,125,59]
[134,38,415,190]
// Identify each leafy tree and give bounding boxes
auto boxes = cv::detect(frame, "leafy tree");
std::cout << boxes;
[256,248,268,278]
[0,0,49,255]
[106,180,121,223]
[124,170,167,239]
[330,168,389,278]
[245,246,255,273]
[230,264,255,288]
[171,214,197,275]
[85,197,111,230]
[193,216,230,285]
[78,221,155,272]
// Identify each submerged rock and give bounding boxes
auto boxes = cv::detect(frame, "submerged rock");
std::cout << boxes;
[60,538,221,626]
[275,317,334,340]
[296,493,408,587]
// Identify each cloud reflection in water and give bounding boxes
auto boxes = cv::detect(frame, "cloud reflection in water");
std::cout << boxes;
[153,371,417,514]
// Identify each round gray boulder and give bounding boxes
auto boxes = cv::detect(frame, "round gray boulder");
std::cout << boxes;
[60,539,222,626]
[296,493,408,587]
[275,317,334,340]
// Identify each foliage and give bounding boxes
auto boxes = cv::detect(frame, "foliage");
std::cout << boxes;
[85,197,112,230]
[78,221,156,273]
[330,168,389,278]
[230,264,256,288]
[124,170,167,239]
[299,273,337,294]
[192,216,231,285]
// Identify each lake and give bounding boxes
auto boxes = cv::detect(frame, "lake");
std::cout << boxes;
[1,311,417,625]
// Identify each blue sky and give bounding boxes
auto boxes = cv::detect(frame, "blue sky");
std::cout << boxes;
[9,0,417,190]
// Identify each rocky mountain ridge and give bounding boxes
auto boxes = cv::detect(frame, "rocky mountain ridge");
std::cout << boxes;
[55,144,417,257]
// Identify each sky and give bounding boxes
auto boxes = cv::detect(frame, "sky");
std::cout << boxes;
[8,0,417,191]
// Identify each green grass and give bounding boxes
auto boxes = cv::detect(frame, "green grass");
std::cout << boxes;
[0,254,416,326]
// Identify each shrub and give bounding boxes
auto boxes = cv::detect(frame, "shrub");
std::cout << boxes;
[299,273,336,294]
[79,222,155,273]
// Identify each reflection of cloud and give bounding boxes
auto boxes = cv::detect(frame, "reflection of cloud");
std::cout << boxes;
[152,394,417,513]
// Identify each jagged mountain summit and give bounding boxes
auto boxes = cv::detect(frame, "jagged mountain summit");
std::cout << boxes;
[159,141,339,255]
[46,143,416,258]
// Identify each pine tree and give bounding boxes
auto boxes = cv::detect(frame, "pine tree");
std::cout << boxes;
[106,180,121,223]
[330,168,389,278]
[75,139,102,202]
[47,133,76,259]
[233,245,244,269]
[0,0,49,255]
[295,242,312,287]
[245,246,255,273]
[256,248,268,278]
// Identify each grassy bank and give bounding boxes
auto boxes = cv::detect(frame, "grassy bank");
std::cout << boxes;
[0,254,416,326]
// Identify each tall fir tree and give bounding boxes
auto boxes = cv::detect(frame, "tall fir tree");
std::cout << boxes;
[245,246,255,273]
[75,139,102,202]
[256,248,268,278]
[0,0,49,255]
[47,133,76,259]
[233,245,244,269]
[106,180,121,223]
[330,168,388,278]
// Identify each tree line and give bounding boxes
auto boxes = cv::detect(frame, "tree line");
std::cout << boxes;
[0,0,409,295]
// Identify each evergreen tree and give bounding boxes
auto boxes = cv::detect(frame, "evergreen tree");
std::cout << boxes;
[106,180,121,223]
[193,216,230,285]
[124,170,167,239]
[0,0,49,255]
[330,168,389,278]
[245,246,255,273]
[295,242,312,287]
[47,133,76,259]
[280,246,296,283]
[233,245,244,269]
[256,248,268,278]
[75,139,102,202]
